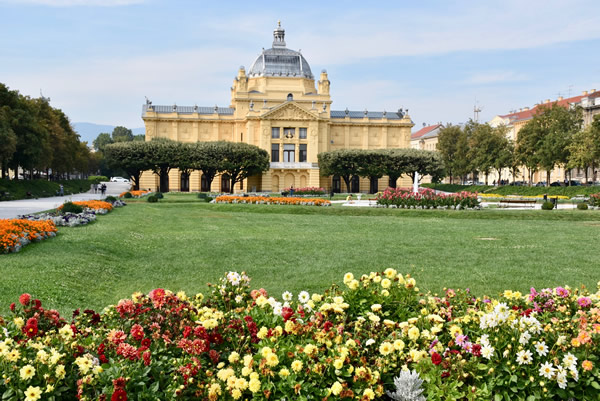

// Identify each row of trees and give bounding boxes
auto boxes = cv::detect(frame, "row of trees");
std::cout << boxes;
[92,126,144,179]
[104,140,269,193]
[0,83,93,179]
[317,148,444,192]
[437,104,599,186]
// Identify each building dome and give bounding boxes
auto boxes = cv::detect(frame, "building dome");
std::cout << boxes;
[248,22,313,79]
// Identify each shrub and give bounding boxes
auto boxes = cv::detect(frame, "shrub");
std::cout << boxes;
[123,192,133,198]
[577,202,588,210]
[60,201,83,214]
[147,195,158,203]
[197,192,208,199]
[541,201,555,210]
[88,175,108,184]
[104,195,117,203]
[155,192,164,199]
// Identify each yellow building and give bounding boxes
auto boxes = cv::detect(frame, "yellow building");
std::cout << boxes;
[140,23,414,193]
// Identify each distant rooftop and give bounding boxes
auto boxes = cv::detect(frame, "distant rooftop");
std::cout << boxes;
[330,109,404,120]
[142,104,234,116]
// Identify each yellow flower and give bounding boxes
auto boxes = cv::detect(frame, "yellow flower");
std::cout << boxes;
[75,356,92,374]
[231,388,242,400]
[311,293,322,302]
[393,339,405,351]
[14,317,24,329]
[449,325,462,338]
[24,386,42,401]
[279,368,290,377]
[235,377,248,390]
[331,381,343,395]
[176,291,187,301]
[381,279,391,289]
[266,353,279,367]
[6,349,20,362]
[20,365,36,380]
[408,326,420,341]
[243,354,253,367]
[241,366,252,376]
[55,365,66,379]
[248,378,261,393]
[228,352,240,364]
[384,268,397,279]
[304,344,317,355]
[379,342,393,355]
[373,276,382,283]
[333,359,344,369]
[381,290,390,297]
[371,304,382,312]
[291,360,303,373]
[257,327,268,339]
[260,346,272,357]
[208,383,221,396]
[45,384,55,393]
[255,296,268,307]
[363,388,376,400]
[409,348,424,362]
[343,272,354,283]
[36,350,49,364]
[348,279,359,290]
[93,366,103,375]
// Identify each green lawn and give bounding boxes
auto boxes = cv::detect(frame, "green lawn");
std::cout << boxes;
[2,198,600,315]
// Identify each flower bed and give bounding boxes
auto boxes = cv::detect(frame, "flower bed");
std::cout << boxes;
[19,211,97,227]
[377,187,479,209]
[57,200,113,214]
[1,271,599,400]
[215,195,331,206]
[119,190,149,198]
[283,186,327,195]
[0,219,57,254]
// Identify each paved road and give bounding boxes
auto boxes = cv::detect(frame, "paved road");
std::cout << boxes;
[0,182,131,219]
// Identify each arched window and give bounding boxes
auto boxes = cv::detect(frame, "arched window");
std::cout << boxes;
[388,177,397,188]
[201,174,210,192]
[221,174,231,193]
[180,172,190,192]
[287,93,293,101]
[351,175,360,193]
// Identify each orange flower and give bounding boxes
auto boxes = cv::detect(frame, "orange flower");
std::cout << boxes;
[57,201,113,212]
[214,196,330,207]
[0,219,57,254]
[582,360,594,371]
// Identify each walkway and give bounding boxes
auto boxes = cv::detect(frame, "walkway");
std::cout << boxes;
[0,182,131,219]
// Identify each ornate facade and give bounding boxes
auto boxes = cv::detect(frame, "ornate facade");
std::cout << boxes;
[140,23,414,193]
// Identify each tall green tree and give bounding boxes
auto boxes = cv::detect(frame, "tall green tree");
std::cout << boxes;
[436,124,469,183]
[0,108,16,179]
[220,142,269,194]
[145,138,180,192]
[318,149,363,192]
[93,133,113,152]
[567,115,600,183]
[112,126,134,142]
[104,141,150,190]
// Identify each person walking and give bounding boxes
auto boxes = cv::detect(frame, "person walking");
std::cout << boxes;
[59,184,64,196]
[101,184,106,196]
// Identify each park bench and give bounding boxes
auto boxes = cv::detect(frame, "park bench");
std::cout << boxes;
[498,199,537,208]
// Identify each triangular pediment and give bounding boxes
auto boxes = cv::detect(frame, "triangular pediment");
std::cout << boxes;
[261,102,318,121]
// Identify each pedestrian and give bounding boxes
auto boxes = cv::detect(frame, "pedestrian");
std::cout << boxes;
[101,184,106,196]
[59,184,64,196]
[93,183,98,194]
[289,185,294,197]
[346,194,353,203]
[330,187,334,199]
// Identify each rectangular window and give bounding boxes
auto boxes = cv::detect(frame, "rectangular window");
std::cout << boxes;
[271,144,279,162]
[283,144,295,163]
[299,128,307,139]
[271,127,280,139]
[284,127,295,138]
[299,144,307,162]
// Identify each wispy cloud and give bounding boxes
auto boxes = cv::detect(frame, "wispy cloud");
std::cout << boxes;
[463,71,529,85]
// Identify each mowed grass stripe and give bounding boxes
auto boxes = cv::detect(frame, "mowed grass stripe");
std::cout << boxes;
[1,201,598,314]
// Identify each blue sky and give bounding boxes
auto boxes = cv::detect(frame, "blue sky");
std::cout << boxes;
[1,0,599,131]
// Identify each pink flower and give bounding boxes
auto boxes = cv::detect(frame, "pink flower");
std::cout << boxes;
[555,287,569,298]
[578,297,592,308]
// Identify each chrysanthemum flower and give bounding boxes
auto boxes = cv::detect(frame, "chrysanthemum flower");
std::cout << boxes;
[516,350,533,365]
[539,361,555,379]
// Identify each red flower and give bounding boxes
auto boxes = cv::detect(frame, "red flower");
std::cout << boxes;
[130,324,144,341]
[19,293,31,306]
[112,377,127,389]
[431,352,442,365]
[281,307,294,322]
[142,350,151,366]
[441,371,450,378]
[9,303,15,312]
[111,388,127,401]
[23,317,38,338]
[141,338,151,348]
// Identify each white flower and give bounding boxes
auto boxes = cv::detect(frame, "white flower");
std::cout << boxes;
[478,334,490,346]
[298,291,310,303]
[539,361,555,379]
[226,272,241,286]
[516,350,533,365]
[519,331,531,345]
[282,291,292,302]
[365,339,376,346]
[235,295,243,303]
[481,344,495,360]
[534,341,548,357]
[562,353,577,369]
[302,303,312,313]
[556,371,567,389]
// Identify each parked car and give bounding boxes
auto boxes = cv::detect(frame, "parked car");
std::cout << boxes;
[110,177,130,183]
[535,181,547,187]
[550,181,562,187]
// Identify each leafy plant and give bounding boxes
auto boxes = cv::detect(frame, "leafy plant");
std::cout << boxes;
[147,194,158,203]
[577,202,588,210]
[123,192,133,198]
[541,201,554,210]
[60,201,83,214]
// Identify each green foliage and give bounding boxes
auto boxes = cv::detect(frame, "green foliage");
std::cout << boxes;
[92,132,113,152]
[60,201,83,214]
[104,195,117,203]
[219,141,270,193]
[111,126,134,142]
[104,141,151,190]
[577,202,588,210]
[541,201,555,210]
[436,124,470,182]
[0,179,93,201]
[154,192,164,199]
[197,192,213,202]
[146,194,158,203]
[88,175,107,184]
[422,183,600,197]
[122,192,132,198]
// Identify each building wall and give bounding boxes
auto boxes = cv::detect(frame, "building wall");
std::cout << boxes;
[141,69,413,193]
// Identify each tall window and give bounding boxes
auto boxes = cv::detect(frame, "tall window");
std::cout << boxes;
[299,144,307,162]
[388,177,397,188]
[221,174,231,193]
[332,176,341,193]
[351,175,360,193]
[271,127,280,139]
[201,174,210,192]
[299,128,307,139]
[271,144,280,162]
[283,144,295,162]
[369,177,378,194]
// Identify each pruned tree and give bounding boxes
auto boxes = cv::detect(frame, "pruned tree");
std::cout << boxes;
[104,141,150,190]
[219,142,269,194]
[318,149,363,192]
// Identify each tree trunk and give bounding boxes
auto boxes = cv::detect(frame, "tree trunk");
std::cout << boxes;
[546,170,551,187]
[485,172,488,186]
[343,176,351,193]
[159,171,169,192]
[132,172,141,191]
